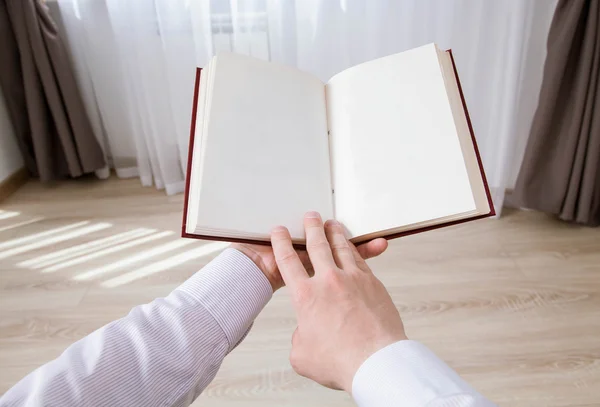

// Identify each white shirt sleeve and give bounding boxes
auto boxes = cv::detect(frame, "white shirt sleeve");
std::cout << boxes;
[352,340,497,407]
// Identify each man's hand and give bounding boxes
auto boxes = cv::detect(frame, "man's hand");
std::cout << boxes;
[270,212,407,392]
[231,229,387,292]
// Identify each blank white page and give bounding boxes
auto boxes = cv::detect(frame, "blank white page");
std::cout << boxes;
[194,53,332,241]
[326,44,476,238]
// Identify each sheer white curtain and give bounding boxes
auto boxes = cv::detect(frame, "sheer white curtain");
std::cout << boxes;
[55,0,556,211]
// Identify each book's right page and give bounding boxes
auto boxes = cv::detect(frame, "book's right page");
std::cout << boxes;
[326,43,480,240]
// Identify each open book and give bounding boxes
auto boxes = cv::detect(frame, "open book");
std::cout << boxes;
[183,43,494,245]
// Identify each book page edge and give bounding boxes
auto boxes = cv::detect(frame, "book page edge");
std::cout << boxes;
[182,67,202,237]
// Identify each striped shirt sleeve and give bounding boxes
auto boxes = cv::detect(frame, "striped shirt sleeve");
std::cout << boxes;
[0,248,273,407]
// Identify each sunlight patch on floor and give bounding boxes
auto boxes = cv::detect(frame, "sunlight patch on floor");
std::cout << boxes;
[73,237,193,281]
[0,217,45,233]
[0,223,112,260]
[0,211,232,289]
[43,230,175,273]
[0,221,91,251]
[18,228,155,269]
[0,211,20,220]
[100,242,229,288]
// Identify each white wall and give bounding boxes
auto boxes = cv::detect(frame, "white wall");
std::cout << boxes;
[0,87,24,183]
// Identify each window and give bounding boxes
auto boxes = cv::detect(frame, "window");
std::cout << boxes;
[210,0,270,60]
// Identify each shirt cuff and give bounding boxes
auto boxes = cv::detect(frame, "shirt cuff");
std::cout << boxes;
[352,340,486,407]
[174,248,273,351]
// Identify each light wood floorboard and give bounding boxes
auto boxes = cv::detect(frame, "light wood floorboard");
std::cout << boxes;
[1,177,599,406]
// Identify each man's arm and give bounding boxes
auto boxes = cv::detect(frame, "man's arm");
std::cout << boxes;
[0,249,272,407]
[270,212,497,407]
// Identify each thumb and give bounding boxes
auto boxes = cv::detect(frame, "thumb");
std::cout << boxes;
[357,238,388,260]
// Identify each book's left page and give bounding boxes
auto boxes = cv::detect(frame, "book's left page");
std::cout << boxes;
[186,53,332,242]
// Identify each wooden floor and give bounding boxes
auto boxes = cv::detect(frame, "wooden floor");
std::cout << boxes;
[1,177,599,406]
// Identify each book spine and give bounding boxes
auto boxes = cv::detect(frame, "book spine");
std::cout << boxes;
[324,85,336,219]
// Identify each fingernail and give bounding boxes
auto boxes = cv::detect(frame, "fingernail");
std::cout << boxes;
[326,219,340,226]
[305,211,321,219]
[271,225,287,234]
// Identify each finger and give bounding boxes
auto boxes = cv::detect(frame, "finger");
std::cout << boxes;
[357,238,388,260]
[296,251,316,277]
[349,238,388,272]
[348,241,369,272]
[304,212,337,272]
[271,226,309,289]
[324,219,356,269]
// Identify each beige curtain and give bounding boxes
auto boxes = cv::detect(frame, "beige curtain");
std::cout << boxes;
[514,0,600,226]
[0,0,105,181]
